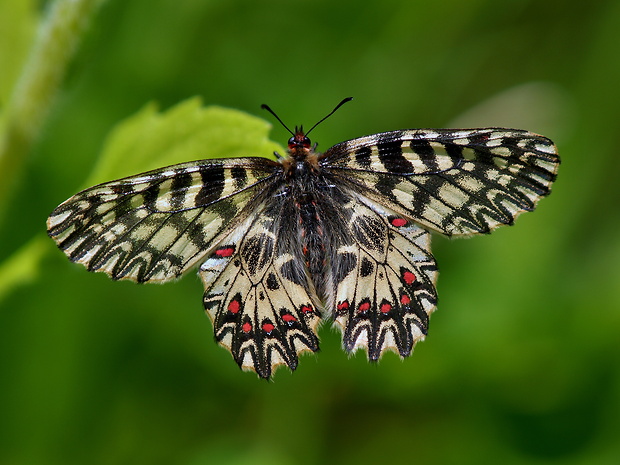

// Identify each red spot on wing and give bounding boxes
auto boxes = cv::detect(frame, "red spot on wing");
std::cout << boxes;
[227,300,240,314]
[358,301,371,313]
[215,246,235,257]
[282,313,297,323]
[403,270,416,284]
[380,303,392,313]
[400,294,411,305]
[262,322,275,333]
[337,300,349,311]
[301,305,314,314]
[242,322,252,333]
[390,218,408,227]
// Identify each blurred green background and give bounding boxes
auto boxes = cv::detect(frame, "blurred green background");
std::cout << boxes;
[1,0,619,464]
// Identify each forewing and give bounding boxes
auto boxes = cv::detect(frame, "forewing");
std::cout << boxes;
[328,194,438,360]
[322,128,560,236]
[200,201,321,379]
[47,158,280,282]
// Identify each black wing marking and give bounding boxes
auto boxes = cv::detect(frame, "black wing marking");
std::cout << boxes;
[47,158,281,282]
[322,128,560,236]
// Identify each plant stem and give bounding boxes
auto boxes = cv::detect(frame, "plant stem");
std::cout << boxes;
[0,0,106,221]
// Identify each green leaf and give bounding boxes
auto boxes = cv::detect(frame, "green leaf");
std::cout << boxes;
[85,96,284,187]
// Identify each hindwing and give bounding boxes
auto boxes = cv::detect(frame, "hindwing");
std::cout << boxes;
[328,194,438,360]
[200,204,321,378]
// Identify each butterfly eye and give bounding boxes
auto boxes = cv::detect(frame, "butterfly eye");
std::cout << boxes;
[288,135,311,149]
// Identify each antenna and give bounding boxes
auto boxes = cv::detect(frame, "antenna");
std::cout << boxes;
[260,97,353,136]
[306,97,353,135]
[260,103,294,136]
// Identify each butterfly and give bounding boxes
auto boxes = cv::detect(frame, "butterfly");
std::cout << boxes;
[47,98,560,378]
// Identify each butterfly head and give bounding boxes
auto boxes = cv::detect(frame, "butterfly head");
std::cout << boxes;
[287,127,313,159]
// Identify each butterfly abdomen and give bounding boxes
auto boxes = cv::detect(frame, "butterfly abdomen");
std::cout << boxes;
[295,191,327,286]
